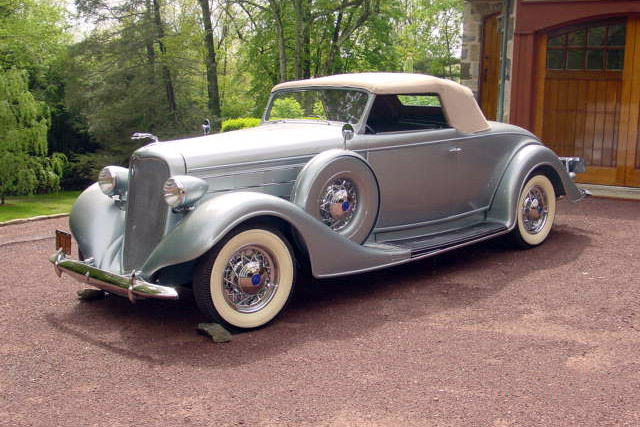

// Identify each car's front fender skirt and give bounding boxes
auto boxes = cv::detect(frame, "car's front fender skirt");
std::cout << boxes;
[140,192,409,279]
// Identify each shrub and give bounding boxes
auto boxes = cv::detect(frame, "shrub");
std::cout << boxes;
[270,98,304,118]
[221,118,261,132]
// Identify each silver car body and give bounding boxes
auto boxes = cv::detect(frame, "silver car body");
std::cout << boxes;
[51,73,586,301]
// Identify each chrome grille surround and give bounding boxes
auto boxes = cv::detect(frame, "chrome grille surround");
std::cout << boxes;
[122,155,171,272]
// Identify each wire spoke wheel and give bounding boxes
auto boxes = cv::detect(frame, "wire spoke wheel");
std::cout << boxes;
[222,244,278,313]
[193,227,295,330]
[521,185,549,234]
[319,177,358,231]
[512,174,556,248]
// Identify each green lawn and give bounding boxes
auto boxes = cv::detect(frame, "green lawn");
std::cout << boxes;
[0,191,81,222]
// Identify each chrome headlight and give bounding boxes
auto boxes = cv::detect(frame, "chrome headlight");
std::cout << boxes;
[163,175,208,209]
[98,166,129,198]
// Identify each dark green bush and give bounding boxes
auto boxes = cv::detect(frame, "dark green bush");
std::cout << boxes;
[61,153,120,191]
[221,118,261,132]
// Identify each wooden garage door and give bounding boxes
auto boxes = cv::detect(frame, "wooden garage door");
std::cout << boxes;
[625,18,640,187]
[539,18,640,187]
[480,14,500,120]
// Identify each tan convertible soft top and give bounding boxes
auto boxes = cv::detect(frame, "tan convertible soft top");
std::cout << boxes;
[272,72,491,134]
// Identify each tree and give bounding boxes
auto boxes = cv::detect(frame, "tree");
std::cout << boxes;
[0,0,69,88]
[0,0,84,156]
[199,0,222,131]
[67,0,201,151]
[0,67,65,204]
[395,0,463,80]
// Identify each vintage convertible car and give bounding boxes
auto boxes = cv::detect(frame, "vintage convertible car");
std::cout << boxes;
[50,73,587,330]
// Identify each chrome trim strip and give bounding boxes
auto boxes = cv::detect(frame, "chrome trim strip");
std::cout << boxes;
[196,163,306,180]
[364,131,528,153]
[208,180,296,194]
[189,154,316,173]
[373,207,488,233]
[50,250,178,301]
[315,228,511,279]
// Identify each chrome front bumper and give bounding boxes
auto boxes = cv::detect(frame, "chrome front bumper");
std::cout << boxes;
[50,250,179,303]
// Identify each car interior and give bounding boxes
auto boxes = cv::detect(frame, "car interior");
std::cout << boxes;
[365,94,451,134]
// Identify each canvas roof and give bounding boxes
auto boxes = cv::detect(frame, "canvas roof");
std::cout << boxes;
[272,72,491,134]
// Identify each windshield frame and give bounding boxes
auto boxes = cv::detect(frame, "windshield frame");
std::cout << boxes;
[262,87,373,128]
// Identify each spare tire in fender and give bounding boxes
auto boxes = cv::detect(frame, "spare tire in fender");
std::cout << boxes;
[291,149,379,244]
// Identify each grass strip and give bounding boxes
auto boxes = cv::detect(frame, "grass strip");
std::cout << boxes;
[0,191,81,222]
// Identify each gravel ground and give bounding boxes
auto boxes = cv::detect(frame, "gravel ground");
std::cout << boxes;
[1,198,639,426]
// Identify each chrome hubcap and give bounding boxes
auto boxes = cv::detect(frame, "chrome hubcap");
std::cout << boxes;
[320,178,357,231]
[222,245,278,313]
[522,185,548,234]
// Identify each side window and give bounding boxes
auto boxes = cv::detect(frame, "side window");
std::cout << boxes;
[365,93,450,134]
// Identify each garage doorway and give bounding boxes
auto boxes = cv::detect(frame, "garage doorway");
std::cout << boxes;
[480,13,500,121]
[537,17,640,187]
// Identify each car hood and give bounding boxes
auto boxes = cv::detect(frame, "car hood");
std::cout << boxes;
[135,122,345,173]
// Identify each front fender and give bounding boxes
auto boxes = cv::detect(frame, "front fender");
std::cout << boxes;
[140,191,408,279]
[487,143,584,229]
[69,183,125,272]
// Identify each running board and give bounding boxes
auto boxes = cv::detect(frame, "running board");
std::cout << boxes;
[385,222,508,257]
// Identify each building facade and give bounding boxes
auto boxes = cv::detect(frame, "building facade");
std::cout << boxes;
[461,0,640,187]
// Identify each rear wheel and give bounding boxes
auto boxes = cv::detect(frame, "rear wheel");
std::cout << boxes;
[193,227,296,330]
[511,174,556,248]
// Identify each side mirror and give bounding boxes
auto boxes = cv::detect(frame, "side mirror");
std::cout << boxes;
[342,123,354,149]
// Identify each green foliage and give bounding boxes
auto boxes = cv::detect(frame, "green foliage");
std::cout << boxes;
[395,0,464,79]
[61,152,120,191]
[269,98,304,119]
[0,67,67,203]
[0,0,465,194]
[221,118,261,132]
[63,0,464,148]
[0,0,70,87]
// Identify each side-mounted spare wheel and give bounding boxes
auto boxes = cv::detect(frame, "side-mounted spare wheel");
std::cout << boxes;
[292,150,379,244]
[193,226,296,330]
[511,174,557,248]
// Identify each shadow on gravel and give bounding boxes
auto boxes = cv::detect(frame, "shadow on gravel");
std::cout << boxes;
[45,226,591,368]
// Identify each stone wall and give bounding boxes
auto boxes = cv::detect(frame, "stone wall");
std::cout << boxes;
[460,1,514,122]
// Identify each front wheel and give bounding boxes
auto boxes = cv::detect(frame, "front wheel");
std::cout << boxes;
[511,174,557,248]
[193,227,296,330]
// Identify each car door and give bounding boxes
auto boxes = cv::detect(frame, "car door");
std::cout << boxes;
[348,94,467,230]
[452,130,523,213]
[350,127,462,229]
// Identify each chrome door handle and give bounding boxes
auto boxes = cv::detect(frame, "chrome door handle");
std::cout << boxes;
[448,146,462,153]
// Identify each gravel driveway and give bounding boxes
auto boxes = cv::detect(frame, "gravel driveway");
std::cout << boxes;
[1,197,639,426]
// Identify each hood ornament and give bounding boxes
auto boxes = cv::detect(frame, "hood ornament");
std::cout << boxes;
[131,132,159,143]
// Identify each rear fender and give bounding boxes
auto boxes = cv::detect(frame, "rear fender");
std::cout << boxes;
[487,143,584,229]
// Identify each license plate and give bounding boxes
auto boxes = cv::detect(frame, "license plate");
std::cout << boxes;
[55,230,71,255]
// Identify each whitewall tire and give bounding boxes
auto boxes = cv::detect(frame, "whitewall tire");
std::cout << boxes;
[193,227,296,330]
[512,174,556,248]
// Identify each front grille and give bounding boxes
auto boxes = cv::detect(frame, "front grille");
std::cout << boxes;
[122,156,170,272]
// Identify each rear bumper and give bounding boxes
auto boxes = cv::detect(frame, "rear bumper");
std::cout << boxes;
[50,250,179,303]
[559,156,586,176]
[559,156,591,198]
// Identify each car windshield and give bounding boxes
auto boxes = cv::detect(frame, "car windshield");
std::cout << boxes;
[265,89,369,124]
